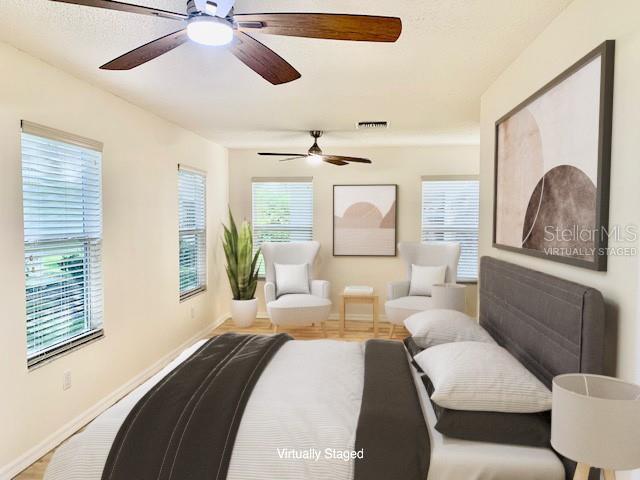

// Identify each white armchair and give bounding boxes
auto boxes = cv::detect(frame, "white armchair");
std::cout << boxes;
[385,241,464,336]
[261,241,331,335]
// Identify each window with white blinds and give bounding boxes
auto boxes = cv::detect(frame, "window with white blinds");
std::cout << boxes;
[252,179,313,277]
[179,166,207,300]
[21,122,103,367]
[421,177,480,282]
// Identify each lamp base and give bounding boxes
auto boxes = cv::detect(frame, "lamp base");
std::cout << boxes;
[573,464,616,480]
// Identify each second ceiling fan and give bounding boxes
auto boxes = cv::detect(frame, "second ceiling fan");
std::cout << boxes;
[49,0,402,85]
[259,131,372,166]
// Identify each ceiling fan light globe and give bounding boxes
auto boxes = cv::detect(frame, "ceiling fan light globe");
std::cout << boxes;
[307,154,323,166]
[187,17,233,46]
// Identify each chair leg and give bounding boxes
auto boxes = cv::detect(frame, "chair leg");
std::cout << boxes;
[321,321,327,338]
[573,463,591,480]
[273,324,279,334]
[389,324,396,338]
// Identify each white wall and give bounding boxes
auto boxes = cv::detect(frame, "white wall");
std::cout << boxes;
[479,1,640,478]
[0,42,229,477]
[229,145,480,320]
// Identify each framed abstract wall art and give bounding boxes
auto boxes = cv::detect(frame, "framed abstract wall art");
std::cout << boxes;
[493,40,615,271]
[333,184,397,256]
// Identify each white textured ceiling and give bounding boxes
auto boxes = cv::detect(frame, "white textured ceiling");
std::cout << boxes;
[0,0,571,148]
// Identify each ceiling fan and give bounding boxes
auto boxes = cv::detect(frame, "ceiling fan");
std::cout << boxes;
[49,0,402,85]
[259,131,372,166]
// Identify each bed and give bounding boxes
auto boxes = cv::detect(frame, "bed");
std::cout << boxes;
[44,256,605,480]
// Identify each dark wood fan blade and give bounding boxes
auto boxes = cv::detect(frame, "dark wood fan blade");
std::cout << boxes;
[234,13,402,42]
[324,158,349,166]
[229,32,301,85]
[322,155,372,164]
[100,30,188,70]
[279,156,307,162]
[258,152,306,156]
[49,0,187,20]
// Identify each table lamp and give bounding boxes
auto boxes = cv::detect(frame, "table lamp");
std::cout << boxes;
[551,374,640,480]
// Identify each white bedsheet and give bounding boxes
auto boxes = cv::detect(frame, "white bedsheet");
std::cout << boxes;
[45,338,565,480]
[44,339,364,480]
[227,340,364,480]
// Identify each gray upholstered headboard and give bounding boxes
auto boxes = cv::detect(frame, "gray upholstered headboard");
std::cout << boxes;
[479,257,606,480]
[479,256,605,389]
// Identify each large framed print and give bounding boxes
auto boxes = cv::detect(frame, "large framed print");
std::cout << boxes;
[333,184,397,256]
[493,40,614,271]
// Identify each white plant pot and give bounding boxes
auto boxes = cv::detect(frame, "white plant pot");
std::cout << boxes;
[231,298,258,328]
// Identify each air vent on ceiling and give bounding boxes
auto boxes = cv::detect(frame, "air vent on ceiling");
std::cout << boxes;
[356,121,389,130]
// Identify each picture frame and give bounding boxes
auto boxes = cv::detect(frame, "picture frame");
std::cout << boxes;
[492,40,615,271]
[333,184,398,257]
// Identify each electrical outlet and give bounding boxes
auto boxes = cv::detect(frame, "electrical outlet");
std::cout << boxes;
[190,306,196,319]
[63,370,72,391]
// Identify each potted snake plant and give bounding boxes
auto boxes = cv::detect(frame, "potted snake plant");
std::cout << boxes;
[223,209,261,327]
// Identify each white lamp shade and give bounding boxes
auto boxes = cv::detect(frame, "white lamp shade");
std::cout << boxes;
[551,374,640,470]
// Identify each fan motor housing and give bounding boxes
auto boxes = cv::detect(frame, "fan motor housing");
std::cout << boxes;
[191,0,235,17]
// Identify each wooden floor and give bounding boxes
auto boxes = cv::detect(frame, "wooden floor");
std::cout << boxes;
[215,317,408,341]
[14,318,407,480]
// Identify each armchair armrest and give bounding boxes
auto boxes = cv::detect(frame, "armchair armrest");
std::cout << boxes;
[311,280,330,299]
[264,281,276,304]
[387,280,410,300]
[431,283,466,312]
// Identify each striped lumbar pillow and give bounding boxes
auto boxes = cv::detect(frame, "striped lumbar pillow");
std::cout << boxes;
[415,341,552,413]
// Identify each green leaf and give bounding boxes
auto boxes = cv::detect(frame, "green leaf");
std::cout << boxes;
[222,208,257,300]
[250,249,261,277]
[228,206,238,242]
[225,266,240,299]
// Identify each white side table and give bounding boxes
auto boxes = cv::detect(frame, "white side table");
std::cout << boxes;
[431,283,466,312]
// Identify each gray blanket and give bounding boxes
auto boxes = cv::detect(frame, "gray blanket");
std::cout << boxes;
[354,339,430,480]
[102,333,292,480]
[102,334,429,480]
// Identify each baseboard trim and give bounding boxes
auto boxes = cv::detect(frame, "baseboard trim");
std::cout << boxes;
[1,313,229,480]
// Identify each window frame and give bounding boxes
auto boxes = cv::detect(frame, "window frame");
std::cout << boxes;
[251,177,314,279]
[21,121,104,368]
[178,164,207,301]
[420,175,480,284]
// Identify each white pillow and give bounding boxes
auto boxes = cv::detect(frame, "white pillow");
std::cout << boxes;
[409,264,446,296]
[415,341,552,413]
[404,309,495,349]
[274,263,310,296]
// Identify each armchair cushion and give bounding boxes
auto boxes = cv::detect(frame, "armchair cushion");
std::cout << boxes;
[274,263,310,297]
[387,280,410,300]
[311,280,330,299]
[409,264,446,296]
[268,294,330,309]
[267,294,331,327]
